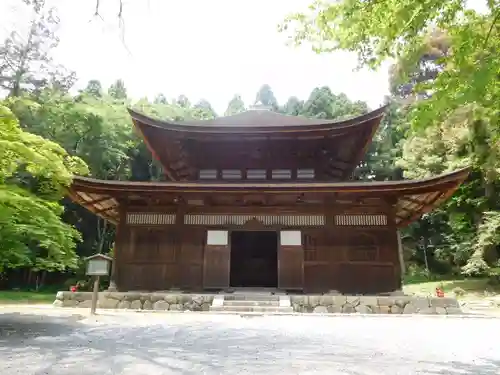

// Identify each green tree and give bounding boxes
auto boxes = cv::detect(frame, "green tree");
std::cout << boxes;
[0,104,87,272]
[255,84,279,110]
[0,0,75,97]
[108,79,128,100]
[81,79,103,98]
[193,99,217,119]
[225,94,246,116]
[282,1,499,129]
[280,96,303,116]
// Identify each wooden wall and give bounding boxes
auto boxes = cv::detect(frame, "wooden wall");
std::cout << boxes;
[114,209,401,294]
[302,227,400,294]
[116,225,205,291]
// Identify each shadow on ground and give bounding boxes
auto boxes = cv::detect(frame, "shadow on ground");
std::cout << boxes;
[0,313,499,374]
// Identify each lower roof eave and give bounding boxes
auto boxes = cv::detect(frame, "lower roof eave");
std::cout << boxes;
[68,167,470,228]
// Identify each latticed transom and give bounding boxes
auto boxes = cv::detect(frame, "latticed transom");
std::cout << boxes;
[183,214,325,226]
[126,213,176,225]
[334,214,388,226]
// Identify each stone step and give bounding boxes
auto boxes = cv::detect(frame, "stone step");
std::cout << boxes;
[223,294,279,302]
[223,300,280,307]
[210,305,294,313]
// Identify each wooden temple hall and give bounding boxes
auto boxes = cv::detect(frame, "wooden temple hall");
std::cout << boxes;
[69,106,469,295]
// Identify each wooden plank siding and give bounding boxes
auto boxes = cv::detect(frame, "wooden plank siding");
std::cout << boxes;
[113,207,402,294]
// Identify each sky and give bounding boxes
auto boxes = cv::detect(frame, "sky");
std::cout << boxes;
[0,0,392,114]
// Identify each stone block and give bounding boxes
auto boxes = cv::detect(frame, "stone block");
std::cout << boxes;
[313,305,328,313]
[445,307,463,315]
[327,305,342,313]
[394,297,411,308]
[412,297,431,309]
[319,296,334,306]
[378,305,391,314]
[123,293,142,302]
[342,303,356,313]
[390,305,403,314]
[56,291,64,300]
[334,295,347,306]
[430,297,459,308]
[377,297,396,306]
[143,300,153,310]
[359,296,378,308]
[179,295,192,304]
[345,296,360,306]
[289,296,303,305]
[326,290,341,295]
[356,304,373,314]
[62,300,78,307]
[390,290,406,296]
[201,302,211,311]
[130,300,142,310]
[71,292,91,302]
[191,295,204,306]
[150,293,166,303]
[98,299,119,309]
[78,300,93,308]
[170,304,183,311]
[418,307,437,314]
[104,292,126,301]
[164,294,179,304]
[53,300,63,307]
[308,295,321,307]
[403,303,417,314]
[435,307,447,315]
[118,301,131,309]
[153,301,170,310]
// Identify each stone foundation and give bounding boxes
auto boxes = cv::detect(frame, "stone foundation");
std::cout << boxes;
[53,292,463,315]
[290,295,463,315]
[53,291,215,311]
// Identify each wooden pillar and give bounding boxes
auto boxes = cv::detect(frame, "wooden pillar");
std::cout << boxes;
[397,229,405,281]
[109,204,127,291]
[388,198,403,291]
[278,230,304,290]
[173,205,186,287]
[107,242,118,292]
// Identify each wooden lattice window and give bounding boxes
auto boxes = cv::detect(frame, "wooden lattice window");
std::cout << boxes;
[272,169,292,179]
[126,213,176,225]
[184,214,325,226]
[222,169,242,179]
[335,214,387,226]
[297,168,315,179]
[199,169,217,179]
[247,169,266,179]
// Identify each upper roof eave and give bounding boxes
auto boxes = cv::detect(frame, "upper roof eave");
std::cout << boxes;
[127,105,389,135]
[70,167,470,194]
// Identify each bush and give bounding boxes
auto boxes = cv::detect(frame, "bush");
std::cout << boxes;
[452,287,466,297]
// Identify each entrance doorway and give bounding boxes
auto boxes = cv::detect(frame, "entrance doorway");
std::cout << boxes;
[230,231,278,288]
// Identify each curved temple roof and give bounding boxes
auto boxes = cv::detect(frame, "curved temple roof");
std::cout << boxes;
[128,106,388,181]
[127,105,388,132]
[68,167,470,228]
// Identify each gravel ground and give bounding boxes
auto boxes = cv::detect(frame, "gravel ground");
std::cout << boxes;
[0,310,499,375]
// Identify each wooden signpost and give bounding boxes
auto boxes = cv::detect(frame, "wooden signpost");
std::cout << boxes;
[85,254,113,315]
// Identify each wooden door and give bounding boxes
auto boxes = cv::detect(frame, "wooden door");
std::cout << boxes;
[203,230,230,289]
[278,231,304,290]
[203,246,230,289]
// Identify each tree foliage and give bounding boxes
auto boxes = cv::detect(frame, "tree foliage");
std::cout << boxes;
[282,0,500,275]
[0,104,87,272]
[0,0,75,97]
